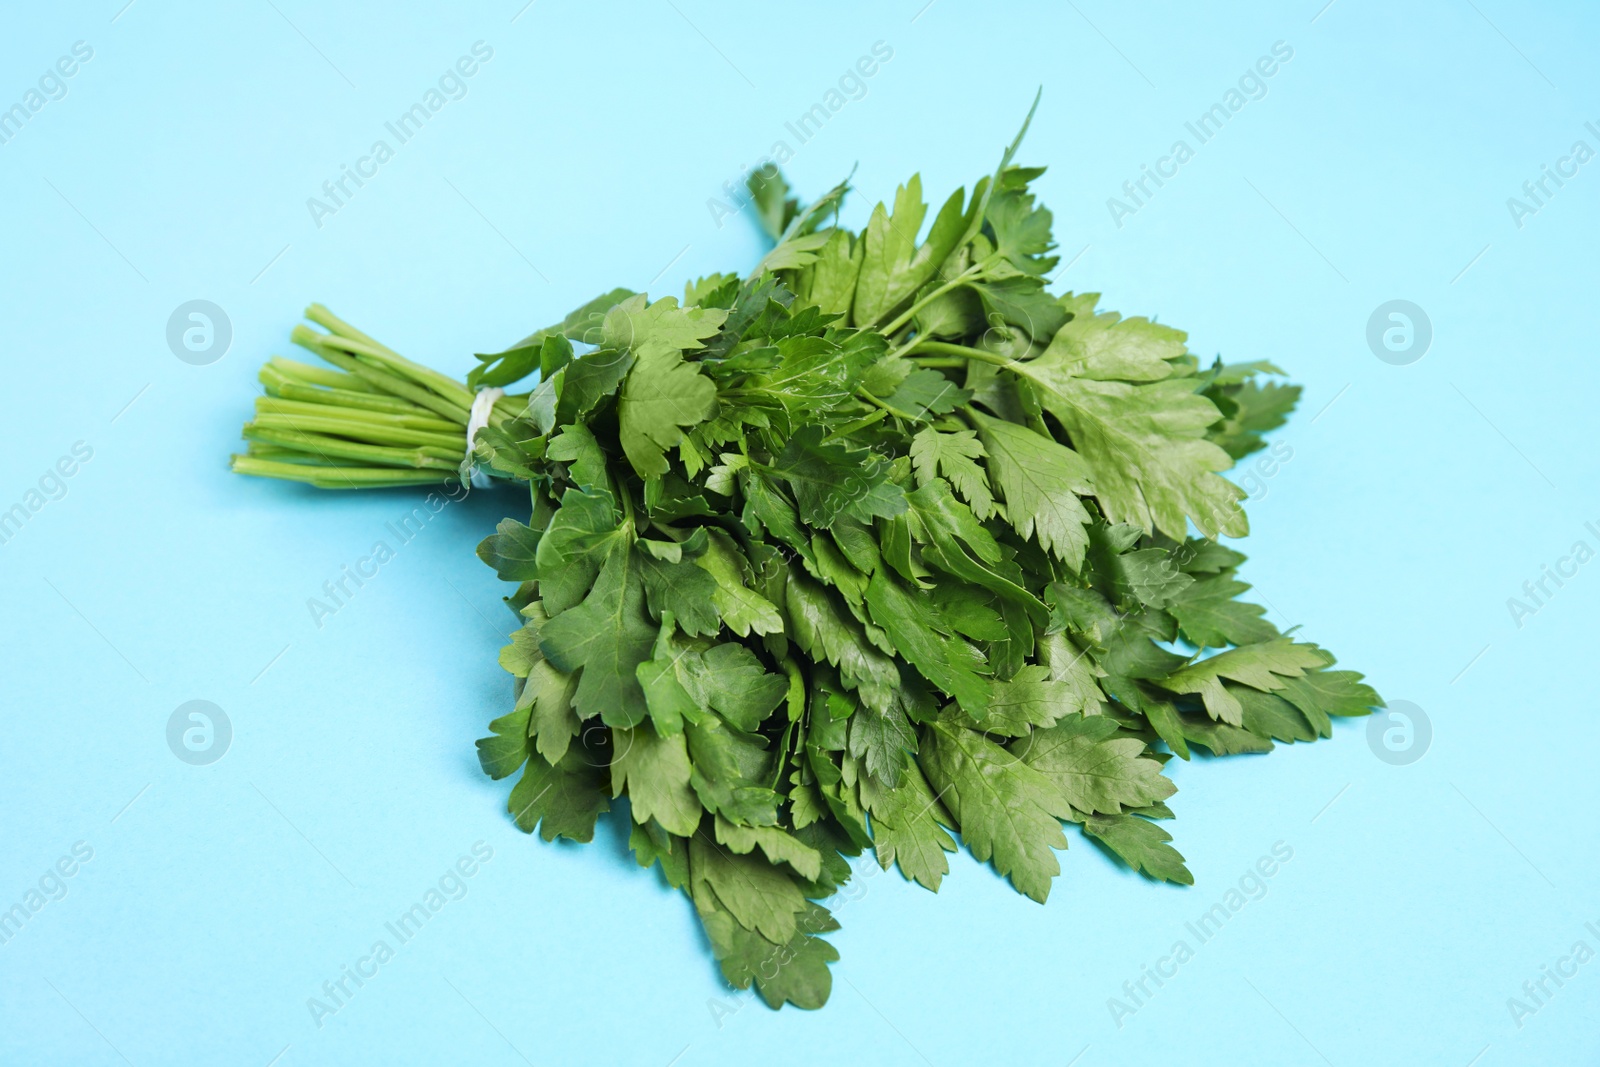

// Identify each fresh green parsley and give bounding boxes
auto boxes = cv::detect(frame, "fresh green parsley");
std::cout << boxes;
[230,99,1382,1009]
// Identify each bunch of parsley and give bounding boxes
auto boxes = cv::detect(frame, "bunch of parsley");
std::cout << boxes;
[232,107,1381,1010]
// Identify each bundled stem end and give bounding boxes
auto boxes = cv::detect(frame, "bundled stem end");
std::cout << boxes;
[230,310,527,490]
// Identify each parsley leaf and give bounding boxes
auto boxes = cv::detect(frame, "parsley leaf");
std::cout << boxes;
[859,758,957,891]
[972,411,1094,568]
[772,427,908,528]
[1013,714,1177,815]
[1082,813,1193,885]
[920,715,1073,903]
[910,427,995,519]
[539,538,656,728]
[1160,638,1332,726]
[507,749,610,843]
[611,723,701,836]
[613,296,726,477]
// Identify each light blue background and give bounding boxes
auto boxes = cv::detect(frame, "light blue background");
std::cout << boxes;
[2,1,1597,1064]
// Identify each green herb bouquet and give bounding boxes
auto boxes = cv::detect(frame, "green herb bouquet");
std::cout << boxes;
[230,108,1381,1009]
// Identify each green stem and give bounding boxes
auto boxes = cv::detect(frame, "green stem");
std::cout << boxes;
[264,356,375,392]
[254,397,459,433]
[244,443,340,464]
[230,455,452,488]
[294,328,472,424]
[489,394,527,426]
[821,408,889,442]
[262,374,426,417]
[251,413,466,452]
[312,332,476,410]
[243,424,460,469]
[907,340,1028,374]
[856,389,919,421]
[304,304,475,408]
[879,254,998,336]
